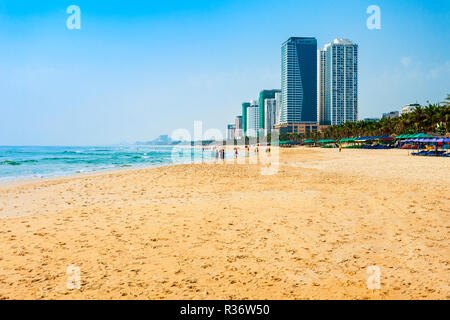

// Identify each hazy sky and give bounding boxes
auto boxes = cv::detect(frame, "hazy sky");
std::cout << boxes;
[1,0,449,145]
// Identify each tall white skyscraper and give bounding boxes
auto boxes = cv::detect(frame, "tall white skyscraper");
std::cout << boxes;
[264,98,277,135]
[317,50,326,125]
[322,39,358,125]
[246,100,260,137]
[275,92,282,126]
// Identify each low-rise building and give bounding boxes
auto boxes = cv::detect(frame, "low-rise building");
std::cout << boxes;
[274,123,329,135]
[382,111,399,119]
[402,104,420,114]
[227,124,236,140]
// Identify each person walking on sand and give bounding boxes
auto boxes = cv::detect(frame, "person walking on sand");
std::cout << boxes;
[339,144,342,152]
[234,147,238,159]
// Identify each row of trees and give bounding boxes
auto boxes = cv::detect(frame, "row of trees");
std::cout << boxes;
[282,95,450,142]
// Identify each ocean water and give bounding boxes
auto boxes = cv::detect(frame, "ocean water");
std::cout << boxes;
[0,145,224,182]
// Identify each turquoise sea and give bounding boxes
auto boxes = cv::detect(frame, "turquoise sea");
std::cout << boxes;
[0,146,222,182]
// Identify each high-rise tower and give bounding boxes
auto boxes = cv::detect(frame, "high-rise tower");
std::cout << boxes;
[259,89,281,132]
[323,39,358,125]
[317,49,326,125]
[280,37,317,124]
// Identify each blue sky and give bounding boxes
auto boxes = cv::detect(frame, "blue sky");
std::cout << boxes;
[0,0,449,145]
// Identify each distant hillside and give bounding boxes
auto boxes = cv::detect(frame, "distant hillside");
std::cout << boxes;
[136,135,175,145]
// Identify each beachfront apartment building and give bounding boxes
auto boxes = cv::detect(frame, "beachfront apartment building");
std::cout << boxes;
[402,103,420,114]
[275,123,330,135]
[246,100,260,137]
[275,91,282,126]
[259,89,281,133]
[227,124,236,140]
[322,39,358,126]
[382,111,399,119]
[235,116,243,139]
[264,94,279,136]
[241,102,250,137]
[317,49,326,125]
[280,37,318,125]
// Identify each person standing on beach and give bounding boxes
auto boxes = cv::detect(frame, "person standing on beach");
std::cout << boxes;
[339,144,342,152]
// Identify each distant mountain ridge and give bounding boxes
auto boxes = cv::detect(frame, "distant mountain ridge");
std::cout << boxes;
[135,135,178,145]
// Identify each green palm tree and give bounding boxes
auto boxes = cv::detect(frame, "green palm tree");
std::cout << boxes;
[440,94,450,107]
[316,95,449,139]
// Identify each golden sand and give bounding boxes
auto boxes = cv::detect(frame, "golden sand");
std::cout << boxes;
[0,148,448,300]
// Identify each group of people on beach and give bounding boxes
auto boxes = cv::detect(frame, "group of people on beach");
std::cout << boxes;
[214,148,225,160]
[202,144,272,163]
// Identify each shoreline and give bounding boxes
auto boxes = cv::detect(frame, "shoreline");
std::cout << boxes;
[0,161,191,190]
[0,144,254,187]
[0,145,263,189]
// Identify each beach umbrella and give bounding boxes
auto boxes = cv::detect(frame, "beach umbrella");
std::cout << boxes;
[412,133,432,138]
[397,133,431,140]
[318,139,335,144]
[375,135,393,141]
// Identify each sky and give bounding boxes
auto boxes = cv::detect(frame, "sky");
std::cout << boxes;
[0,0,449,145]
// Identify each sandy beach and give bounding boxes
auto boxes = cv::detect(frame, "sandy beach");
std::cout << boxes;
[0,147,448,300]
